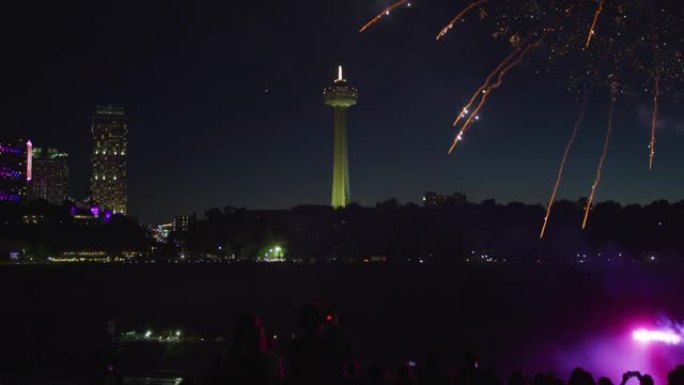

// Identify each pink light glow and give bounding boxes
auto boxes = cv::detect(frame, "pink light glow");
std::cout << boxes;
[632,329,681,345]
[26,140,32,182]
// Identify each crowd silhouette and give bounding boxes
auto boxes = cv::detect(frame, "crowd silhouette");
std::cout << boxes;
[189,304,684,385]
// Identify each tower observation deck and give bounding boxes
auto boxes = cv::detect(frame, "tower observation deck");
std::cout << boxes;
[323,66,358,208]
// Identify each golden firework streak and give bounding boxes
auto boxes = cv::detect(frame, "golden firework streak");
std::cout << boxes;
[540,97,588,239]
[436,0,488,40]
[584,0,605,48]
[448,33,548,154]
[359,0,409,33]
[582,97,616,230]
[649,70,660,170]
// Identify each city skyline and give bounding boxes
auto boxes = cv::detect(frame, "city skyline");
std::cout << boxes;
[4,0,684,223]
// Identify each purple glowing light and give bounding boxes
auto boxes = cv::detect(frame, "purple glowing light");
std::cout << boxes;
[633,328,681,345]
[90,206,100,217]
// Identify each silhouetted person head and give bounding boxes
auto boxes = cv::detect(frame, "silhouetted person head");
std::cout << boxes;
[367,364,388,384]
[599,377,614,385]
[509,370,526,385]
[395,363,416,385]
[640,375,654,385]
[419,349,450,385]
[669,366,684,385]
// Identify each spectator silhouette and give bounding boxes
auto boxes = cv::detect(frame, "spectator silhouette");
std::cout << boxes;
[287,303,350,385]
[394,363,417,385]
[204,313,282,385]
[640,375,653,385]
[454,351,479,385]
[568,368,595,385]
[417,349,450,385]
[366,363,390,385]
[598,377,614,385]
[670,366,684,385]
[508,370,526,385]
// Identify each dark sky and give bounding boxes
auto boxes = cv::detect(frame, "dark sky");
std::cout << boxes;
[3,0,684,224]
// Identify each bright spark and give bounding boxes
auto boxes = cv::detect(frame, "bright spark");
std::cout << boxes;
[540,97,588,239]
[582,96,616,230]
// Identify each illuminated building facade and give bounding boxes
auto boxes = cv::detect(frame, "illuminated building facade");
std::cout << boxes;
[0,139,31,202]
[323,66,358,208]
[28,147,69,204]
[91,105,127,214]
[172,216,191,233]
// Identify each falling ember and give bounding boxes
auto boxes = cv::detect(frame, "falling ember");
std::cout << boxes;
[540,97,588,239]
[582,97,616,230]
[449,34,547,154]
[584,0,605,49]
[359,0,409,33]
[436,0,488,41]
[649,70,660,170]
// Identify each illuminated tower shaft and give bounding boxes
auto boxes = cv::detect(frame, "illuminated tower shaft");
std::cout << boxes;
[332,107,350,207]
[324,66,358,208]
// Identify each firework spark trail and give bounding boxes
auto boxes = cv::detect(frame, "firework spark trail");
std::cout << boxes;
[582,97,616,230]
[359,0,409,33]
[451,31,539,128]
[539,97,588,239]
[448,34,547,154]
[649,70,661,170]
[584,0,606,48]
[436,0,488,40]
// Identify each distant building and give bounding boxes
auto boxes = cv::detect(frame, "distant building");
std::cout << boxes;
[0,139,31,202]
[423,191,467,208]
[172,216,191,233]
[28,147,68,204]
[153,223,173,243]
[91,105,127,214]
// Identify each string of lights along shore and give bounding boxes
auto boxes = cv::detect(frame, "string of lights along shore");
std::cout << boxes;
[323,66,358,209]
[91,105,128,215]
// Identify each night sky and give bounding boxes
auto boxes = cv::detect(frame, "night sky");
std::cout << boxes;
[3,0,684,224]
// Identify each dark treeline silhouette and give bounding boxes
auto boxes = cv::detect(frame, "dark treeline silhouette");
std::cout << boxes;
[0,200,150,259]
[3,198,684,262]
[182,198,684,263]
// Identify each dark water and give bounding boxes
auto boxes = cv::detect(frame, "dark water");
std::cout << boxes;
[1,263,683,383]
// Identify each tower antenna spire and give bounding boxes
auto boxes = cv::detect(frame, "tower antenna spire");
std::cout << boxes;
[338,65,343,81]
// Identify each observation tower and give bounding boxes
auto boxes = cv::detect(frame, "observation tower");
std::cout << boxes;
[323,66,358,208]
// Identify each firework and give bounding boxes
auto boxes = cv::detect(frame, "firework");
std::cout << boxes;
[584,0,606,49]
[582,96,616,230]
[436,0,488,41]
[449,33,547,154]
[649,70,660,170]
[359,0,410,33]
[540,97,588,239]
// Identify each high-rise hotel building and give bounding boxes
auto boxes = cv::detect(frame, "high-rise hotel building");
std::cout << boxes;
[28,147,69,204]
[91,105,127,214]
